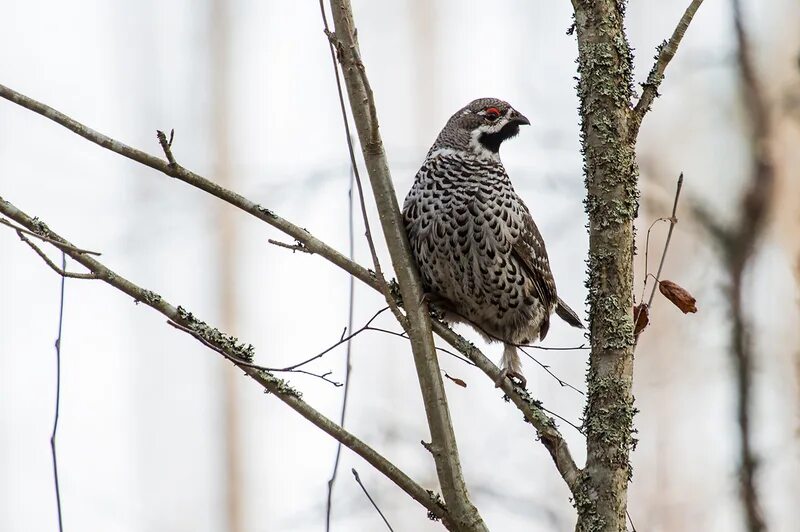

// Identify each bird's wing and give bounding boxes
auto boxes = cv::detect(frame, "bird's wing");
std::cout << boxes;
[510,208,557,339]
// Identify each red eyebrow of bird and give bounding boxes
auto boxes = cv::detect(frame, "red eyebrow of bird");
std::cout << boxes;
[485,107,500,115]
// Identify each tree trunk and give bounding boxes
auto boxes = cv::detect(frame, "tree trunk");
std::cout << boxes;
[572,2,638,530]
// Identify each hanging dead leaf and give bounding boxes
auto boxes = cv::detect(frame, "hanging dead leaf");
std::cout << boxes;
[633,303,650,336]
[658,280,698,313]
[444,372,467,388]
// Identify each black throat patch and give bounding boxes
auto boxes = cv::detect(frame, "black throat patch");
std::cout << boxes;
[478,122,520,153]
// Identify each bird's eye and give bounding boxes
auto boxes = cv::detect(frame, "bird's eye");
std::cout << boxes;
[485,107,501,121]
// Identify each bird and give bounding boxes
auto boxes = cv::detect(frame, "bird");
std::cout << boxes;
[402,97,583,388]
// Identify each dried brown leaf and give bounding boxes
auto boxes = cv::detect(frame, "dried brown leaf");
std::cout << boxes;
[658,279,698,313]
[633,303,650,336]
[444,372,467,388]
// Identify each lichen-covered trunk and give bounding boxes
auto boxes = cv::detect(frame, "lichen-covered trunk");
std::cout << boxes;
[573,2,638,531]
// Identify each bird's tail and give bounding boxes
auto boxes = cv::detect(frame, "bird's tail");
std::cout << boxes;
[555,296,584,329]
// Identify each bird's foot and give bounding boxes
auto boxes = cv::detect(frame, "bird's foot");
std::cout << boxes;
[495,368,527,389]
[420,292,446,320]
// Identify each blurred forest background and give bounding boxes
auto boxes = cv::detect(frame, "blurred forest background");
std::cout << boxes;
[1,1,798,531]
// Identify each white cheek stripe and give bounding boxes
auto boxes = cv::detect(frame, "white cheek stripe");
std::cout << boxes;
[469,128,501,161]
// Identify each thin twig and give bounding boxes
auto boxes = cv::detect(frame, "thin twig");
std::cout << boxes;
[268,238,312,254]
[318,0,404,325]
[538,405,584,435]
[631,0,706,136]
[634,174,684,351]
[0,217,101,255]
[626,509,638,532]
[166,320,342,387]
[517,343,589,352]
[640,216,671,304]
[646,173,684,310]
[15,231,99,279]
[50,253,66,532]
[365,326,476,366]
[326,154,358,531]
[352,469,395,532]
[519,347,586,396]
[156,129,177,167]
[282,306,389,371]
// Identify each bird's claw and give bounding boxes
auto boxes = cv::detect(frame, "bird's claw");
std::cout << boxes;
[495,368,527,389]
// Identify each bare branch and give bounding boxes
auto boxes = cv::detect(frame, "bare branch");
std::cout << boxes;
[352,469,395,532]
[13,230,99,279]
[0,217,101,256]
[518,347,586,396]
[646,173,683,308]
[317,1,403,327]
[281,306,389,371]
[268,238,313,254]
[156,129,177,167]
[631,0,705,135]
[0,195,453,529]
[51,252,65,532]
[325,162,359,531]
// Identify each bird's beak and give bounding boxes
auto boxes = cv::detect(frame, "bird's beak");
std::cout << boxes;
[510,111,531,126]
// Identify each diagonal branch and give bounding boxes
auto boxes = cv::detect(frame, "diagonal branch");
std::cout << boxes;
[0,195,454,529]
[630,0,705,138]
[325,2,486,530]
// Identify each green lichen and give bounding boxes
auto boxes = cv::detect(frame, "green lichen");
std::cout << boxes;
[574,1,638,530]
[572,473,605,532]
[388,278,403,306]
[274,376,302,399]
[176,306,255,362]
[141,290,162,305]
[254,204,275,218]
[29,217,52,238]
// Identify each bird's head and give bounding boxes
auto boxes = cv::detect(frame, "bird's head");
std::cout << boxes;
[432,98,530,159]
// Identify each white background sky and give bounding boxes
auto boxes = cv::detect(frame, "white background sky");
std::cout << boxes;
[1,1,799,531]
